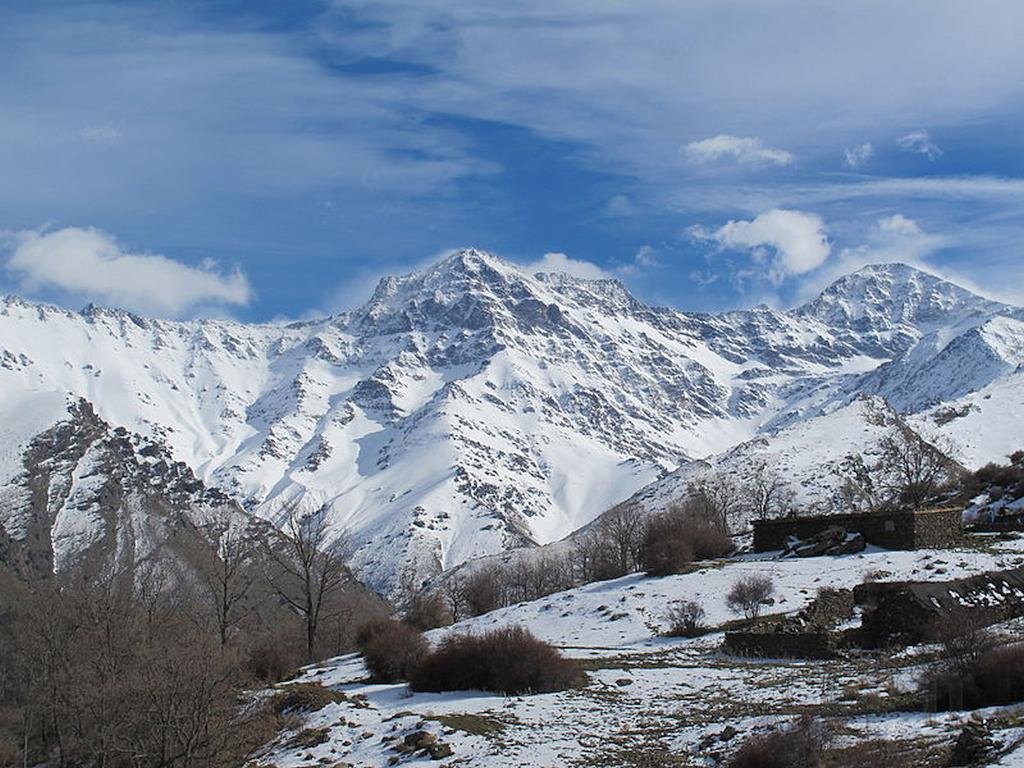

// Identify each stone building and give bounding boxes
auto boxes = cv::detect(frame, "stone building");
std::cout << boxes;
[751,507,962,553]
[854,567,1024,646]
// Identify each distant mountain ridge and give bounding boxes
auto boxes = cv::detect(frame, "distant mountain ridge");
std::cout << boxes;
[0,251,1020,592]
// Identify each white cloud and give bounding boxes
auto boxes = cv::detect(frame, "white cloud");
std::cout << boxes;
[682,135,794,167]
[78,125,123,145]
[795,213,948,300]
[5,227,251,317]
[612,245,662,276]
[603,194,637,217]
[897,129,942,160]
[691,209,830,281]
[843,142,874,168]
[526,252,610,280]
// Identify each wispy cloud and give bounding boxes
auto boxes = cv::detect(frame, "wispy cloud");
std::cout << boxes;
[897,129,942,160]
[78,124,123,145]
[603,194,637,217]
[843,142,874,168]
[682,135,793,167]
[5,227,251,317]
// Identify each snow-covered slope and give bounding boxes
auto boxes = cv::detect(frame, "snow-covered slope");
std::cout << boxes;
[261,541,1024,768]
[0,252,1019,591]
[623,396,913,521]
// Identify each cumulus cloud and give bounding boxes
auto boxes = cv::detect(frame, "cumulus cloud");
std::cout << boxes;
[682,135,794,167]
[5,227,251,317]
[897,129,942,160]
[691,209,830,281]
[843,142,874,168]
[794,213,949,300]
[526,252,610,280]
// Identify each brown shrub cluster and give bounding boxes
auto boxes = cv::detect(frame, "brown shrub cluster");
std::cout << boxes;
[663,600,708,638]
[355,618,429,682]
[640,506,734,577]
[409,626,585,695]
[725,717,829,768]
[921,643,1024,711]
[437,497,737,622]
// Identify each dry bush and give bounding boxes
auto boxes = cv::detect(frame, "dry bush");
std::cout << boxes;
[355,618,428,682]
[958,450,1024,502]
[409,626,585,694]
[687,524,734,560]
[726,574,775,620]
[640,529,695,577]
[726,717,829,768]
[1,572,266,768]
[664,600,707,638]
[461,564,508,617]
[244,626,306,683]
[921,643,1024,711]
[404,590,453,630]
[639,501,733,577]
[270,682,347,715]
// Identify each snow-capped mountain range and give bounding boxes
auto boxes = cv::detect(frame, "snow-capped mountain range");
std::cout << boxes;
[0,250,1021,592]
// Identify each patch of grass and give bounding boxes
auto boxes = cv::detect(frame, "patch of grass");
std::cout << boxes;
[284,727,330,749]
[427,713,506,736]
[270,682,347,715]
[717,610,790,632]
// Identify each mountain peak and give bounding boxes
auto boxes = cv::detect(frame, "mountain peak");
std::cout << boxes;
[797,261,1007,329]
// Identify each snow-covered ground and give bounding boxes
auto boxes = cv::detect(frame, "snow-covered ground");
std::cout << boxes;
[255,538,1024,767]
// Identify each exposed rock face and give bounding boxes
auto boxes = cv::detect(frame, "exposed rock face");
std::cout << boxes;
[0,252,1021,592]
[0,396,268,583]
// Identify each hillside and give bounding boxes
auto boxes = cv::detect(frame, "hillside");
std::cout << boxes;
[255,539,1024,767]
[0,252,1021,592]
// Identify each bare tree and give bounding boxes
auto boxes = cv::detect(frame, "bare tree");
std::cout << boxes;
[687,471,744,534]
[841,427,961,512]
[749,461,796,520]
[569,530,604,584]
[877,428,960,509]
[199,523,259,647]
[461,563,507,617]
[595,504,646,577]
[441,571,469,622]
[266,504,352,661]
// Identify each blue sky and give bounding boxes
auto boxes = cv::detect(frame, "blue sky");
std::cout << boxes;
[2,1,1023,320]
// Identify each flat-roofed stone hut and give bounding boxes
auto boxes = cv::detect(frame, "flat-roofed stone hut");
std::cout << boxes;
[752,507,962,553]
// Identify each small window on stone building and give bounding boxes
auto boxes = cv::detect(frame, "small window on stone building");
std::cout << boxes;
[884,520,895,533]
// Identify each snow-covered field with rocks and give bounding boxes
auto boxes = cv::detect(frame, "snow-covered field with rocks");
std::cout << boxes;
[254,538,1024,767]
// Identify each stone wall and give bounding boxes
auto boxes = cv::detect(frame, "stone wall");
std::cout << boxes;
[724,629,836,659]
[752,507,962,553]
[722,588,854,659]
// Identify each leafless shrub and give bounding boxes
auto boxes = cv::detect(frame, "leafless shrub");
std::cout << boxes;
[921,643,1024,711]
[664,600,707,637]
[726,574,775,620]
